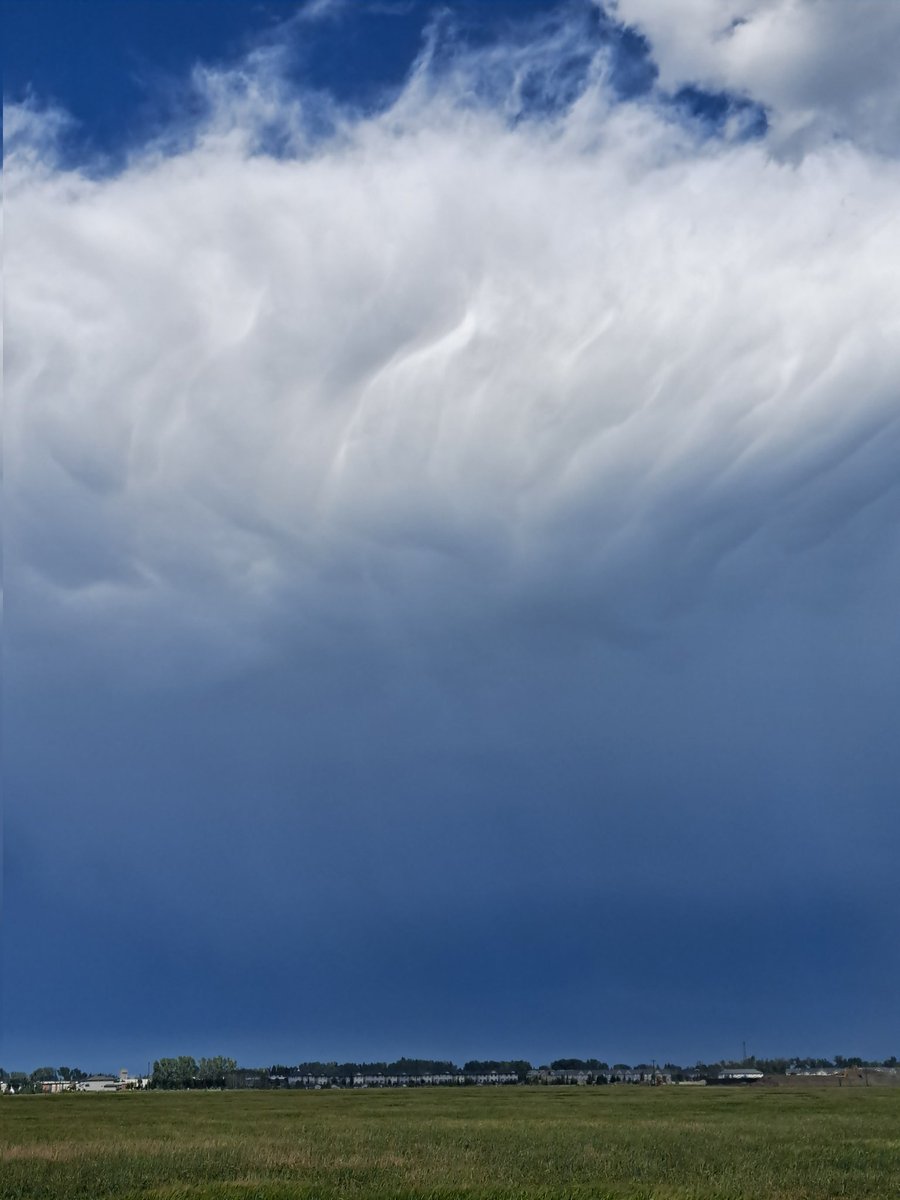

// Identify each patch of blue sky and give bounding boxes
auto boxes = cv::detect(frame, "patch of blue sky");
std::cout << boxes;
[3,0,291,162]
[670,84,769,142]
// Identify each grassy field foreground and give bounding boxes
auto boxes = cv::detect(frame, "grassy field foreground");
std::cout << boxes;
[2,1085,899,1200]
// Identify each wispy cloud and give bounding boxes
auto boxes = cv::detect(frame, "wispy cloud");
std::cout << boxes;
[7,5,898,676]
[297,0,351,23]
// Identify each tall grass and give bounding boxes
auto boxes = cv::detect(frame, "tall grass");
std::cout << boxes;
[2,1085,898,1199]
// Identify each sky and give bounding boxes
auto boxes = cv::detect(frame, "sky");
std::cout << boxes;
[3,0,899,1074]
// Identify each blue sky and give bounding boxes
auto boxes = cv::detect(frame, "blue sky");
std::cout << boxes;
[4,0,899,1074]
[5,1,607,154]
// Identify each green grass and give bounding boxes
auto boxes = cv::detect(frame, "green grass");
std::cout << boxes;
[2,1086,898,1199]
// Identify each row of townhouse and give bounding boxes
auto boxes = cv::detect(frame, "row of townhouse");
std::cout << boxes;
[263,1072,520,1089]
[528,1068,673,1085]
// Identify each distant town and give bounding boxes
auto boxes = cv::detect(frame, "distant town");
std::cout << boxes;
[3,1054,898,1094]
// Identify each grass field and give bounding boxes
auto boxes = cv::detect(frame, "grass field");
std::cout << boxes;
[2,1086,899,1199]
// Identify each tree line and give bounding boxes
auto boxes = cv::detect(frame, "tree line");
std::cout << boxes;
[4,1053,897,1093]
[146,1053,899,1089]
[151,1056,533,1088]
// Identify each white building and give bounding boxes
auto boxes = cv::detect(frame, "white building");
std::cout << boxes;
[76,1076,120,1092]
[717,1067,764,1082]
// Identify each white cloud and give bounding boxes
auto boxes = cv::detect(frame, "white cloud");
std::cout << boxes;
[3,96,74,172]
[5,7,900,682]
[611,0,900,155]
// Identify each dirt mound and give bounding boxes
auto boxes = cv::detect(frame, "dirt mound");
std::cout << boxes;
[766,1069,900,1088]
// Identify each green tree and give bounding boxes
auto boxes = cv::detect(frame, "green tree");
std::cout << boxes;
[57,1066,87,1082]
[197,1057,237,1088]
[152,1056,199,1089]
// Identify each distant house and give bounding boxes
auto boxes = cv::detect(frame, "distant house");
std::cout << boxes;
[41,1080,75,1093]
[527,1068,671,1086]
[548,1069,593,1085]
[717,1067,764,1083]
[76,1076,119,1092]
[786,1067,843,1077]
[610,1069,672,1085]
[272,1071,518,1090]
[79,1070,147,1092]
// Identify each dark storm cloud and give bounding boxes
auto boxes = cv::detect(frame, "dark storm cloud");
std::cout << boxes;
[4,1,899,1068]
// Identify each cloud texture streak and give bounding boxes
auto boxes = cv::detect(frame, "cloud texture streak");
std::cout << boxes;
[7,10,899,668]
